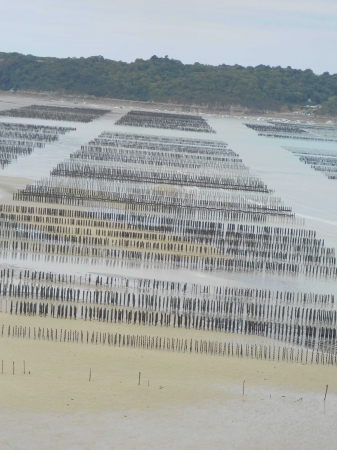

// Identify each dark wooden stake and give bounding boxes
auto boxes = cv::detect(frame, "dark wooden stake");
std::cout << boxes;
[324,384,328,401]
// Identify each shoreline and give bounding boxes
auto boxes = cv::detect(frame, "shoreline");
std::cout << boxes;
[1,90,335,125]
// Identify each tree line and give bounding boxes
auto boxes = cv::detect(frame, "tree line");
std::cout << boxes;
[1,52,337,111]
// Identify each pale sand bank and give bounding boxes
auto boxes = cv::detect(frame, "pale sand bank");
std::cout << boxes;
[0,176,34,203]
[0,311,336,449]
[0,312,335,415]
[1,390,336,450]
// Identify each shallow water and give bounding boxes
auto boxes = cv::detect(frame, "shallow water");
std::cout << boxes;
[209,117,337,249]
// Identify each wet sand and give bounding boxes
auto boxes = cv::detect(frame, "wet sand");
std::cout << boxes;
[0,312,336,449]
[2,394,337,450]
[1,312,336,412]
[0,176,34,203]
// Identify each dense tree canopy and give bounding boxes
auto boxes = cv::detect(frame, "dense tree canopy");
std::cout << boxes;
[317,96,337,117]
[1,52,337,111]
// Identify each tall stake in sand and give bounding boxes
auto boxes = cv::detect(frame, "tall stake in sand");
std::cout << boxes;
[324,384,328,401]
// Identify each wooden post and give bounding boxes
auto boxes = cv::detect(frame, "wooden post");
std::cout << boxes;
[243,380,245,395]
[138,372,141,385]
[324,384,328,401]
[89,368,91,381]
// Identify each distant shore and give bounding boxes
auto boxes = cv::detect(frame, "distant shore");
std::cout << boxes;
[1,90,335,126]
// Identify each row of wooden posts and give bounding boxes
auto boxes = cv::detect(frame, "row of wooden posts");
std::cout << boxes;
[0,105,110,123]
[0,237,335,276]
[1,267,334,306]
[45,128,270,192]
[4,283,336,327]
[6,298,337,354]
[115,110,216,133]
[1,244,336,276]
[2,322,337,367]
[284,147,337,181]
[245,123,337,143]
[4,201,333,277]
[71,144,243,168]
[14,185,299,224]
[0,122,74,169]
[1,266,335,353]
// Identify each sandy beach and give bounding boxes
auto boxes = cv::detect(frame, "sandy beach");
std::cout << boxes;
[0,312,336,449]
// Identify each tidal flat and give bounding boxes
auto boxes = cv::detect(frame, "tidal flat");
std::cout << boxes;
[0,94,336,449]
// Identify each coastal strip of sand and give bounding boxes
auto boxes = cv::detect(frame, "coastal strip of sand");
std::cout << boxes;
[0,312,335,415]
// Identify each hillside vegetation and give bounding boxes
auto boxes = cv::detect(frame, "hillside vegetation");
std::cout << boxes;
[317,96,337,116]
[1,52,337,111]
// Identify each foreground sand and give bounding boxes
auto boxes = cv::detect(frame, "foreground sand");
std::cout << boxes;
[0,312,335,414]
[0,313,336,449]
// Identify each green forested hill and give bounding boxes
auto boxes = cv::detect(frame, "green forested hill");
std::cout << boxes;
[317,96,337,116]
[1,52,337,111]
